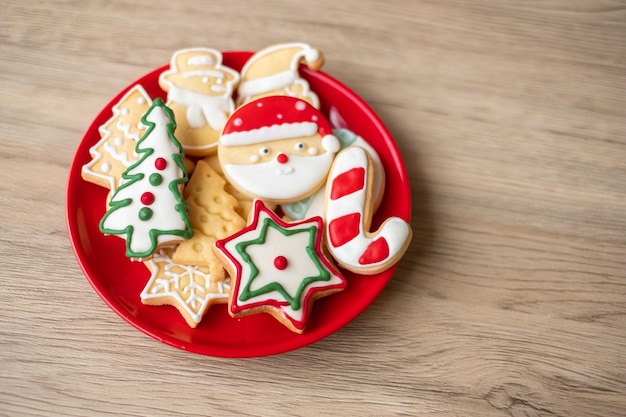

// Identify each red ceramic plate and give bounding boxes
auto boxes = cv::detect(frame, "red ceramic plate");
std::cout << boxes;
[66,51,411,357]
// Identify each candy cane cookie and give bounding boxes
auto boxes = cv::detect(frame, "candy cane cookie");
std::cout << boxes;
[324,146,411,275]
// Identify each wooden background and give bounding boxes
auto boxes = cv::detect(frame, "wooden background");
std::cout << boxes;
[1,0,625,415]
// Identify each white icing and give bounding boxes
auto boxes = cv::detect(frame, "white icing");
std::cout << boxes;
[245,226,319,298]
[238,70,295,98]
[101,105,189,255]
[167,86,233,130]
[210,84,226,93]
[223,151,333,201]
[102,142,133,167]
[140,249,230,324]
[114,136,124,147]
[322,135,340,153]
[324,147,410,269]
[116,118,142,141]
[220,122,317,147]
[187,55,215,66]
[101,162,111,173]
[183,69,225,79]
[295,100,307,111]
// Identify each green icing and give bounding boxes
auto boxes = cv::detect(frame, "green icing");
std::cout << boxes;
[149,173,163,186]
[138,207,153,221]
[235,217,330,311]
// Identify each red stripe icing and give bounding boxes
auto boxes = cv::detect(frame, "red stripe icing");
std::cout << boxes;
[358,237,390,265]
[328,213,361,247]
[330,167,365,200]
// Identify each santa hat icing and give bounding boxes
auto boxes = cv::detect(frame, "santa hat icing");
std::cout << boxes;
[220,96,340,152]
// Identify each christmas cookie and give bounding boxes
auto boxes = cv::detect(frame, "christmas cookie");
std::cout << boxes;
[141,248,230,328]
[202,155,258,221]
[324,146,412,275]
[159,48,240,156]
[213,200,347,334]
[172,159,246,282]
[99,98,193,260]
[82,84,152,191]
[282,128,386,221]
[217,96,340,204]
[237,42,324,109]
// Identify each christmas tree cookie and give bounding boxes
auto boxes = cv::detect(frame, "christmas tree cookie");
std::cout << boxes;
[213,200,347,334]
[82,84,152,191]
[99,98,193,260]
[172,159,246,282]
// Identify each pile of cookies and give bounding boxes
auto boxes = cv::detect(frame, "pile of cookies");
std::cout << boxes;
[81,43,412,333]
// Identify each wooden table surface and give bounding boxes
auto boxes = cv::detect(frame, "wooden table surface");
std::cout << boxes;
[1,0,625,415]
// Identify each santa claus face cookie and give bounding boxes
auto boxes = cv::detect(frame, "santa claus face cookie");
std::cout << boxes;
[217,96,340,204]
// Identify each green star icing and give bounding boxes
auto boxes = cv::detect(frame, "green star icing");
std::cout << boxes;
[235,217,330,311]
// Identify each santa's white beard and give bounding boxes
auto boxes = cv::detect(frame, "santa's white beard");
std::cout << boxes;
[223,152,334,202]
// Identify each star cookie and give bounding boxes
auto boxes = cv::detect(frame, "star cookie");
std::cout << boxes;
[213,200,347,334]
[140,248,230,328]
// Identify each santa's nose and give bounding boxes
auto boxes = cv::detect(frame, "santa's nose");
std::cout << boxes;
[276,153,289,164]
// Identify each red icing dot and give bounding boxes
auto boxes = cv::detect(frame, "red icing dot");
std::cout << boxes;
[155,157,167,170]
[141,192,155,205]
[276,153,289,164]
[274,256,288,270]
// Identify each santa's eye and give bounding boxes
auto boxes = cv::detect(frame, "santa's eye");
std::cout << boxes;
[295,142,305,151]
[259,147,270,156]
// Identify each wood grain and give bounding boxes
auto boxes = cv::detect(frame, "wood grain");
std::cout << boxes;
[1,0,625,415]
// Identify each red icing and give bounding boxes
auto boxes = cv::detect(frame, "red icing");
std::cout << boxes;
[328,213,361,247]
[141,192,155,205]
[273,255,288,270]
[155,157,167,170]
[276,153,289,164]
[358,238,390,265]
[222,96,333,138]
[330,167,365,200]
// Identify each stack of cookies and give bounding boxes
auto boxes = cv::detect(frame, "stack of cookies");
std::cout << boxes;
[81,43,412,333]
